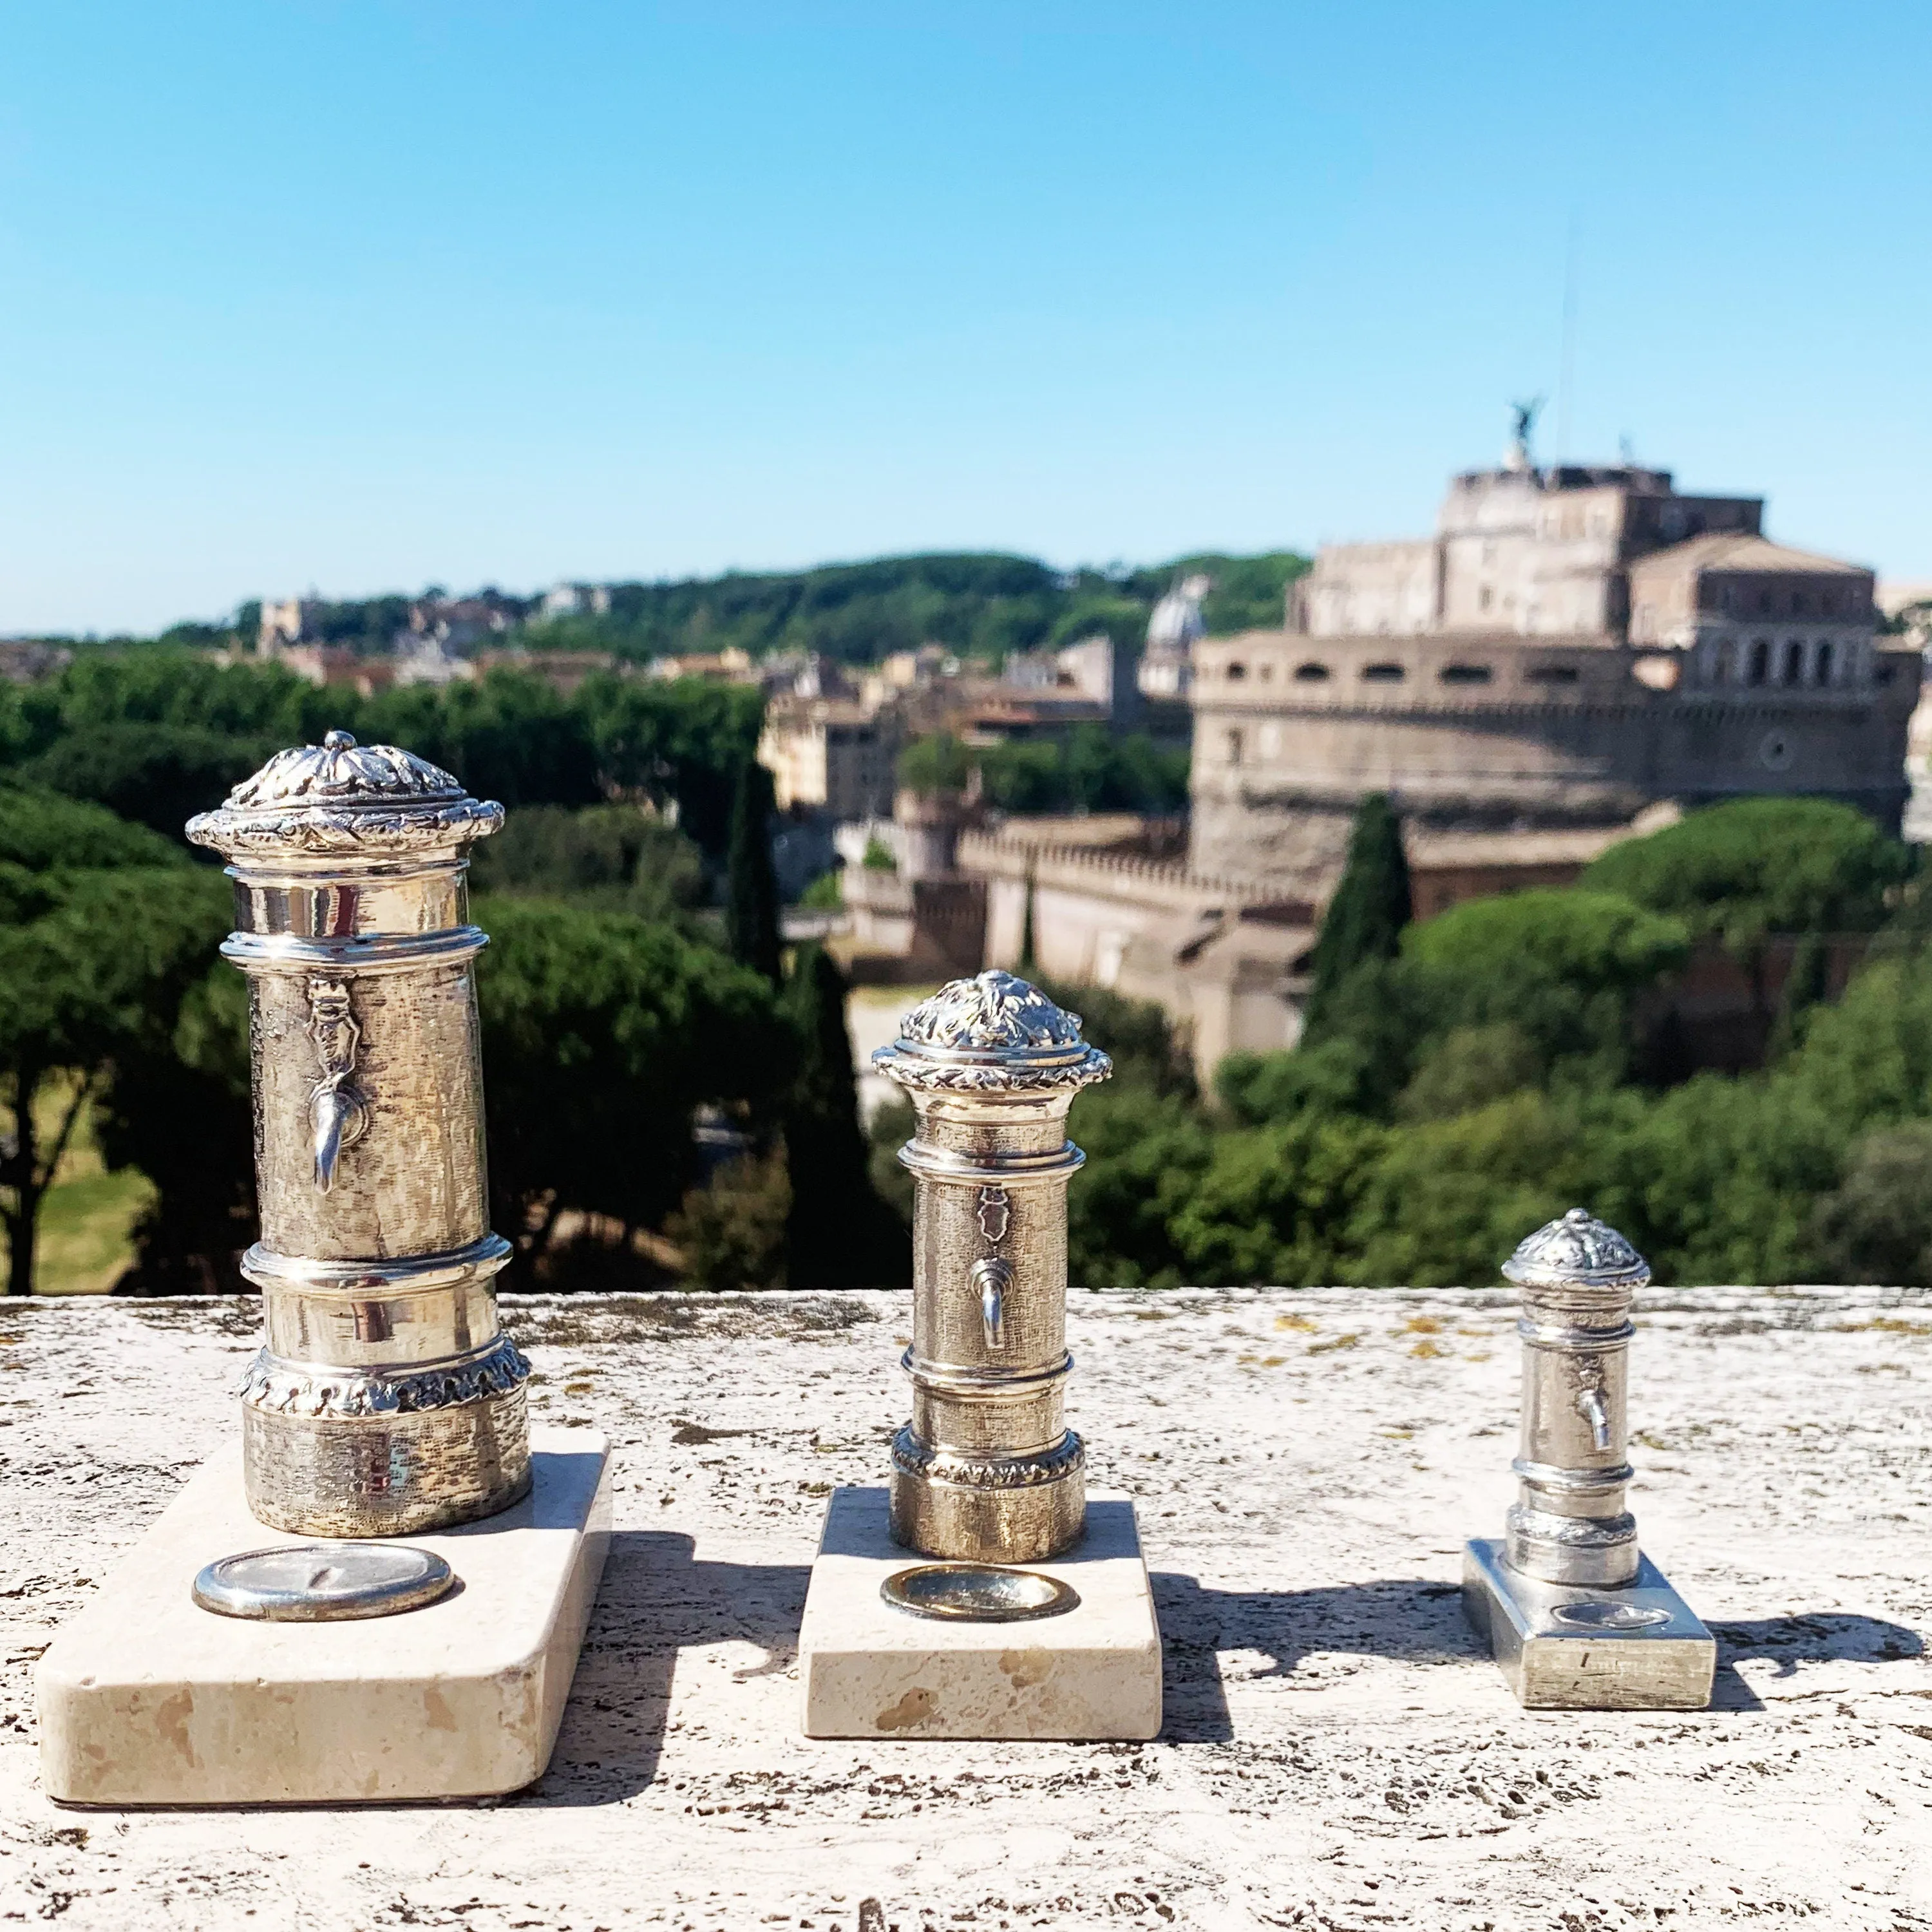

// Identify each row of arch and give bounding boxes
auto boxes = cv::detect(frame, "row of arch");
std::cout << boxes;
[1214,640,1867,695]
[1217,658,1581,689]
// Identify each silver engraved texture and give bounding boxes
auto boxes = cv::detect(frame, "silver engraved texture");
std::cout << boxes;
[186,729,504,857]
[242,1391,531,1538]
[191,732,526,1539]
[234,1332,530,1418]
[873,971,1110,1564]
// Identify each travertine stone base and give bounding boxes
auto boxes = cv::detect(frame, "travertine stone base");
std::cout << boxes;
[37,1428,610,1805]
[1463,1537,1716,1710]
[800,1486,1161,1740]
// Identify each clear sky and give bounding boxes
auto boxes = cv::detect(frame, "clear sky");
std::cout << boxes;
[1,1,1926,634]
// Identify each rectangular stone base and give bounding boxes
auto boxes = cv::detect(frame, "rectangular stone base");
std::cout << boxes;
[799,1486,1162,1740]
[37,1427,611,1805]
[1463,1537,1716,1710]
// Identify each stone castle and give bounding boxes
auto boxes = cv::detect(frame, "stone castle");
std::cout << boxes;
[1189,432,1919,892]
[942,435,1924,1075]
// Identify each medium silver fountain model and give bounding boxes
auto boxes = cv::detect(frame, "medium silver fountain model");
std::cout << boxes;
[188,731,530,1540]
[871,971,1112,1564]
[1463,1208,1715,1708]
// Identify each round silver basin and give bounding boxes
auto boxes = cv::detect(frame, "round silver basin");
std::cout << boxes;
[193,1542,455,1621]
[1549,1598,1671,1632]
[880,1562,1080,1623]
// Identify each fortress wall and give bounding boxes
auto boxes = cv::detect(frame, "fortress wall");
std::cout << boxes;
[1187,630,1921,886]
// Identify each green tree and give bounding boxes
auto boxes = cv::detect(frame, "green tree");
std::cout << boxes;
[1347,1090,1589,1288]
[1580,798,1908,954]
[1166,1112,1388,1287]
[474,896,794,1278]
[99,964,256,1294]
[468,802,704,924]
[0,866,223,1294]
[0,786,185,871]
[1401,888,1691,1081]
[725,761,782,985]
[897,732,973,797]
[1813,1122,1932,1285]
[782,944,909,1290]
[20,724,268,843]
[1303,795,1411,1043]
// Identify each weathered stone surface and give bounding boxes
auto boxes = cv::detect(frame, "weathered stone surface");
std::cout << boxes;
[0,1285,1927,1928]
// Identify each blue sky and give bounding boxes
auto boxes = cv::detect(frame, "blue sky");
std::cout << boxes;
[1,1,1926,633]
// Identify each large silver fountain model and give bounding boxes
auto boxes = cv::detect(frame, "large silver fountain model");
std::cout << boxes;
[188,731,530,1539]
[1463,1208,1715,1708]
[872,971,1112,1563]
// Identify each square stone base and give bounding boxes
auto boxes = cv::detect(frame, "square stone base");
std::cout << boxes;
[1463,1537,1716,1710]
[37,1427,611,1805]
[799,1486,1162,1741]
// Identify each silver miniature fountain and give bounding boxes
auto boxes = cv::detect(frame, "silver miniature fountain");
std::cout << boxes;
[871,971,1112,1594]
[186,731,527,1605]
[1463,1208,1716,1708]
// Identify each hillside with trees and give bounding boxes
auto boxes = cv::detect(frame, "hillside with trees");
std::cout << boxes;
[5,647,1930,1295]
[29,549,1311,669]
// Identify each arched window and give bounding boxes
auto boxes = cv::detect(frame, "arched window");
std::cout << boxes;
[1225,661,1247,681]
[1293,661,1331,682]
[1782,640,1805,685]
[1525,662,1580,685]
[1439,663,1492,685]
[1225,729,1244,766]
[1748,639,1770,686]
[1361,662,1405,683]
[1815,641,1835,686]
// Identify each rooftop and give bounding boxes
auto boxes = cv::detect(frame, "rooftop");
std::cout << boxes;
[2,1285,1927,1928]
[1633,532,1874,578]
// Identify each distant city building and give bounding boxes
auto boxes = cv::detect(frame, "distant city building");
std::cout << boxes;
[1193,444,1917,889]
[1139,573,1208,698]
[998,632,1139,728]
[0,639,73,684]
[404,592,525,656]
[649,647,757,684]
[945,430,1921,1080]
[538,582,612,621]
[258,597,323,654]
[759,696,902,820]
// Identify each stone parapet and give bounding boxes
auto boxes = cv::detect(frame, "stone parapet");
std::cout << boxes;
[1,1286,1926,1924]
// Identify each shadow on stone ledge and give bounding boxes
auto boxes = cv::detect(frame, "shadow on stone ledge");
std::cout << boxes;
[526,1531,810,1805]
[1155,1575,1927,1737]
[1153,1573,1480,1741]
[1709,1613,1925,1676]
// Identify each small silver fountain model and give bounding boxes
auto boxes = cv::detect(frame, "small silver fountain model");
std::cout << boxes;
[189,730,529,1540]
[871,969,1112,1565]
[1463,1208,1716,1708]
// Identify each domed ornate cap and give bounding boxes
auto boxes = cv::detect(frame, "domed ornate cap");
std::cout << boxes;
[1503,1207,1650,1293]
[872,970,1113,1095]
[187,730,504,860]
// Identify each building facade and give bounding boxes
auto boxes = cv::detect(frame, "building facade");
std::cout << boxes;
[1193,455,1918,891]
[759,696,902,820]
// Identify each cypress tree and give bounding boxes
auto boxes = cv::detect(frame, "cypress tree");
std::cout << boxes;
[783,944,909,1289]
[1303,792,1411,1042]
[726,759,783,987]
